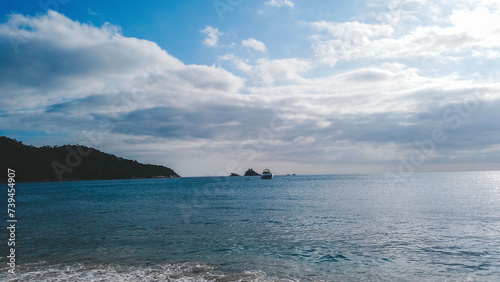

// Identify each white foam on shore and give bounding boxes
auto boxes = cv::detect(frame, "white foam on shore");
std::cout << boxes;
[1,262,282,282]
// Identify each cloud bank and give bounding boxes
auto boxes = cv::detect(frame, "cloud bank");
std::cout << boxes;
[1,4,500,176]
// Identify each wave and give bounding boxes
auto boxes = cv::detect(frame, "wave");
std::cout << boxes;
[0,262,286,282]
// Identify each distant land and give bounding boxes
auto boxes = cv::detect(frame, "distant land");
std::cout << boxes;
[0,136,180,182]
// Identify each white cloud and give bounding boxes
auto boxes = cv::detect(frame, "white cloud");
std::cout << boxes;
[242,38,267,52]
[450,7,500,47]
[253,58,312,85]
[265,0,295,9]
[309,20,393,65]
[0,11,245,114]
[200,26,223,47]
[309,3,500,67]
[221,54,312,85]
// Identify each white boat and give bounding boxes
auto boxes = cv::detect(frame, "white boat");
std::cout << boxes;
[261,168,273,179]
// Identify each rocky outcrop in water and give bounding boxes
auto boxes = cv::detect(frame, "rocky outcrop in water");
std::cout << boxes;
[244,168,261,176]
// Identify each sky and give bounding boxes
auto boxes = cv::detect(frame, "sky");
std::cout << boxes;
[1,0,500,177]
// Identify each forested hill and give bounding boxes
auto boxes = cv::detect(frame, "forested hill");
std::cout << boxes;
[0,137,180,182]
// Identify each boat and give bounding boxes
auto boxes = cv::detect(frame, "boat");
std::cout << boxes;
[261,168,273,179]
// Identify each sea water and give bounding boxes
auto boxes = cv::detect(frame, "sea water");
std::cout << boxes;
[1,172,500,281]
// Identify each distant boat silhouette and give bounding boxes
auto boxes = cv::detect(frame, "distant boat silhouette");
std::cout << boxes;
[261,168,273,179]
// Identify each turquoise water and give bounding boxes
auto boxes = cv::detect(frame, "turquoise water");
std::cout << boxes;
[2,172,500,281]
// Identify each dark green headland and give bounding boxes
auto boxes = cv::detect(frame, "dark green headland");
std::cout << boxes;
[0,136,180,182]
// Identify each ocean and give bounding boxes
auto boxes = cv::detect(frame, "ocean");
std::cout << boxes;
[1,172,500,281]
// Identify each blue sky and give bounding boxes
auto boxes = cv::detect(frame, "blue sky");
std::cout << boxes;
[1,0,500,176]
